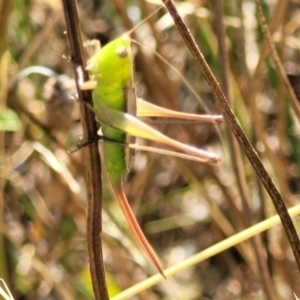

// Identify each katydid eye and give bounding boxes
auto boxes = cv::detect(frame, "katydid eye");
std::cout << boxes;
[116,46,128,58]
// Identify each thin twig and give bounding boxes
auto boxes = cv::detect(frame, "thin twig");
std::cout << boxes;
[161,0,300,272]
[61,0,109,299]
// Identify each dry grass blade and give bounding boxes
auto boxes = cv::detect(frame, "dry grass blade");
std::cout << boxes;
[0,278,14,300]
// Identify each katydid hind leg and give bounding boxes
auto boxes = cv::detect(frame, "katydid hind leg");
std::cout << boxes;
[113,183,166,278]
[105,108,221,164]
[137,98,223,125]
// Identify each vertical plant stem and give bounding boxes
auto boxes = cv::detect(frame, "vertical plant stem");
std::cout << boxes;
[61,0,109,299]
[161,0,300,273]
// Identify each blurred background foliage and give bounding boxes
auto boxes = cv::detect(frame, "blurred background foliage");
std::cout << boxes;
[1,0,300,299]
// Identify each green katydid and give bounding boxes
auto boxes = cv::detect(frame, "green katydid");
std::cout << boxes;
[80,33,222,277]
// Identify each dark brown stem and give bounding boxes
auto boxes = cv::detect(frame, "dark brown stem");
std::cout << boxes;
[161,0,300,273]
[61,0,109,299]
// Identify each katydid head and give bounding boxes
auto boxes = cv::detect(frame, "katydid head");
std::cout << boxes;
[80,34,134,98]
